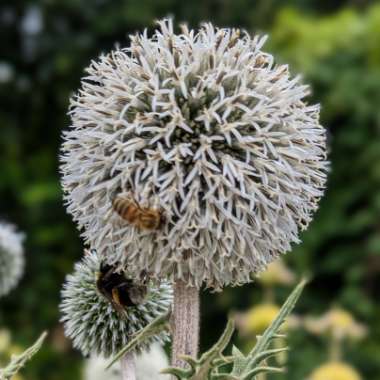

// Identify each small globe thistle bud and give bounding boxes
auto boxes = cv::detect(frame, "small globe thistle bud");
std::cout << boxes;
[61,18,328,289]
[0,222,25,297]
[60,250,172,357]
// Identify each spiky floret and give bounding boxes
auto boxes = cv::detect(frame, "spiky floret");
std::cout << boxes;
[0,222,25,297]
[60,251,172,357]
[60,18,328,289]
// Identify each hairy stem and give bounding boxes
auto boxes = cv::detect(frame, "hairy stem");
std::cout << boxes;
[171,280,200,369]
[120,352,136,380]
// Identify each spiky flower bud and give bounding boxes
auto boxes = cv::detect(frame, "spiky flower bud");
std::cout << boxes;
[0,222,24,297]
[60,251,172,357]
[61,18,328,289]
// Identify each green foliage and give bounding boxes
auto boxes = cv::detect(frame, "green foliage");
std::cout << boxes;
[163,280,306,380]
[0,332,46,380]
[267,4,380,379]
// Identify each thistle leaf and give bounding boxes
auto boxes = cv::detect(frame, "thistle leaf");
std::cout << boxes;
[230,279,307,378]
[161,366,193,378]
[241,366,285,380]
[0,332,47,380]
[106,309,171,369]
[161,280,306,380]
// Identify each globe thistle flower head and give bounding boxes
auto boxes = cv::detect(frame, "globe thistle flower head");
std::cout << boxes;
[60,250,172,357]
[0,222,25,297]
[309,362,362,380]
[61,18,328,289]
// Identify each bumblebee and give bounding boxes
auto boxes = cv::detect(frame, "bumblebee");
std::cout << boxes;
[112,196,163,230]
[96,262,147,314]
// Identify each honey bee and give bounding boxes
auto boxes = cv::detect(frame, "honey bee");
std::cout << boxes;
[96,262,147,315]
[112,196,163,230]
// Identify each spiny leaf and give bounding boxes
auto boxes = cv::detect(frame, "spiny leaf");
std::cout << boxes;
[251,347,289,367]
[230,279,307,377]
[161,317,235,380]
[241,366,285,380]
[106,309,171,369]
[228,346,246,375]
[212,374,240,380]
[161,280,306,380]
[0,332,47,380]
[161,366,193,379]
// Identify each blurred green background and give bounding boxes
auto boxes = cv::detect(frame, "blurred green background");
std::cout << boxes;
[1,0,380,379]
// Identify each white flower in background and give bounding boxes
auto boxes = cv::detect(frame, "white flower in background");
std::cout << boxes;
[60,250,172,357]
[0,222,25,297]
[83,343,170,380]
[0,62,14,83]
[135,342,170,379]
[61,18,328,289]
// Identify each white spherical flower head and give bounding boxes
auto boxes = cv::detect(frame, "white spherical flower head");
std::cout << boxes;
[0,222,25,297]
[61,19,328,289]
[60,250,172,358]
[84,344,170,380]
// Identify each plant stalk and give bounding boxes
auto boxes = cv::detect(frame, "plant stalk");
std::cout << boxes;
[171,280,200,369]
[329,335,343,362]
[120,352,136,380]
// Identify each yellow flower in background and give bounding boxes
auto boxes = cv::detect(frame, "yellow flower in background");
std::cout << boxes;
[309,362,362,380]
[8,344,24,356]
[257,260,296,287]
[305,307,367,340]
[236,303,281,336]
[328,309,356,333]
[0,329,11,353]
[247,304,280,335]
